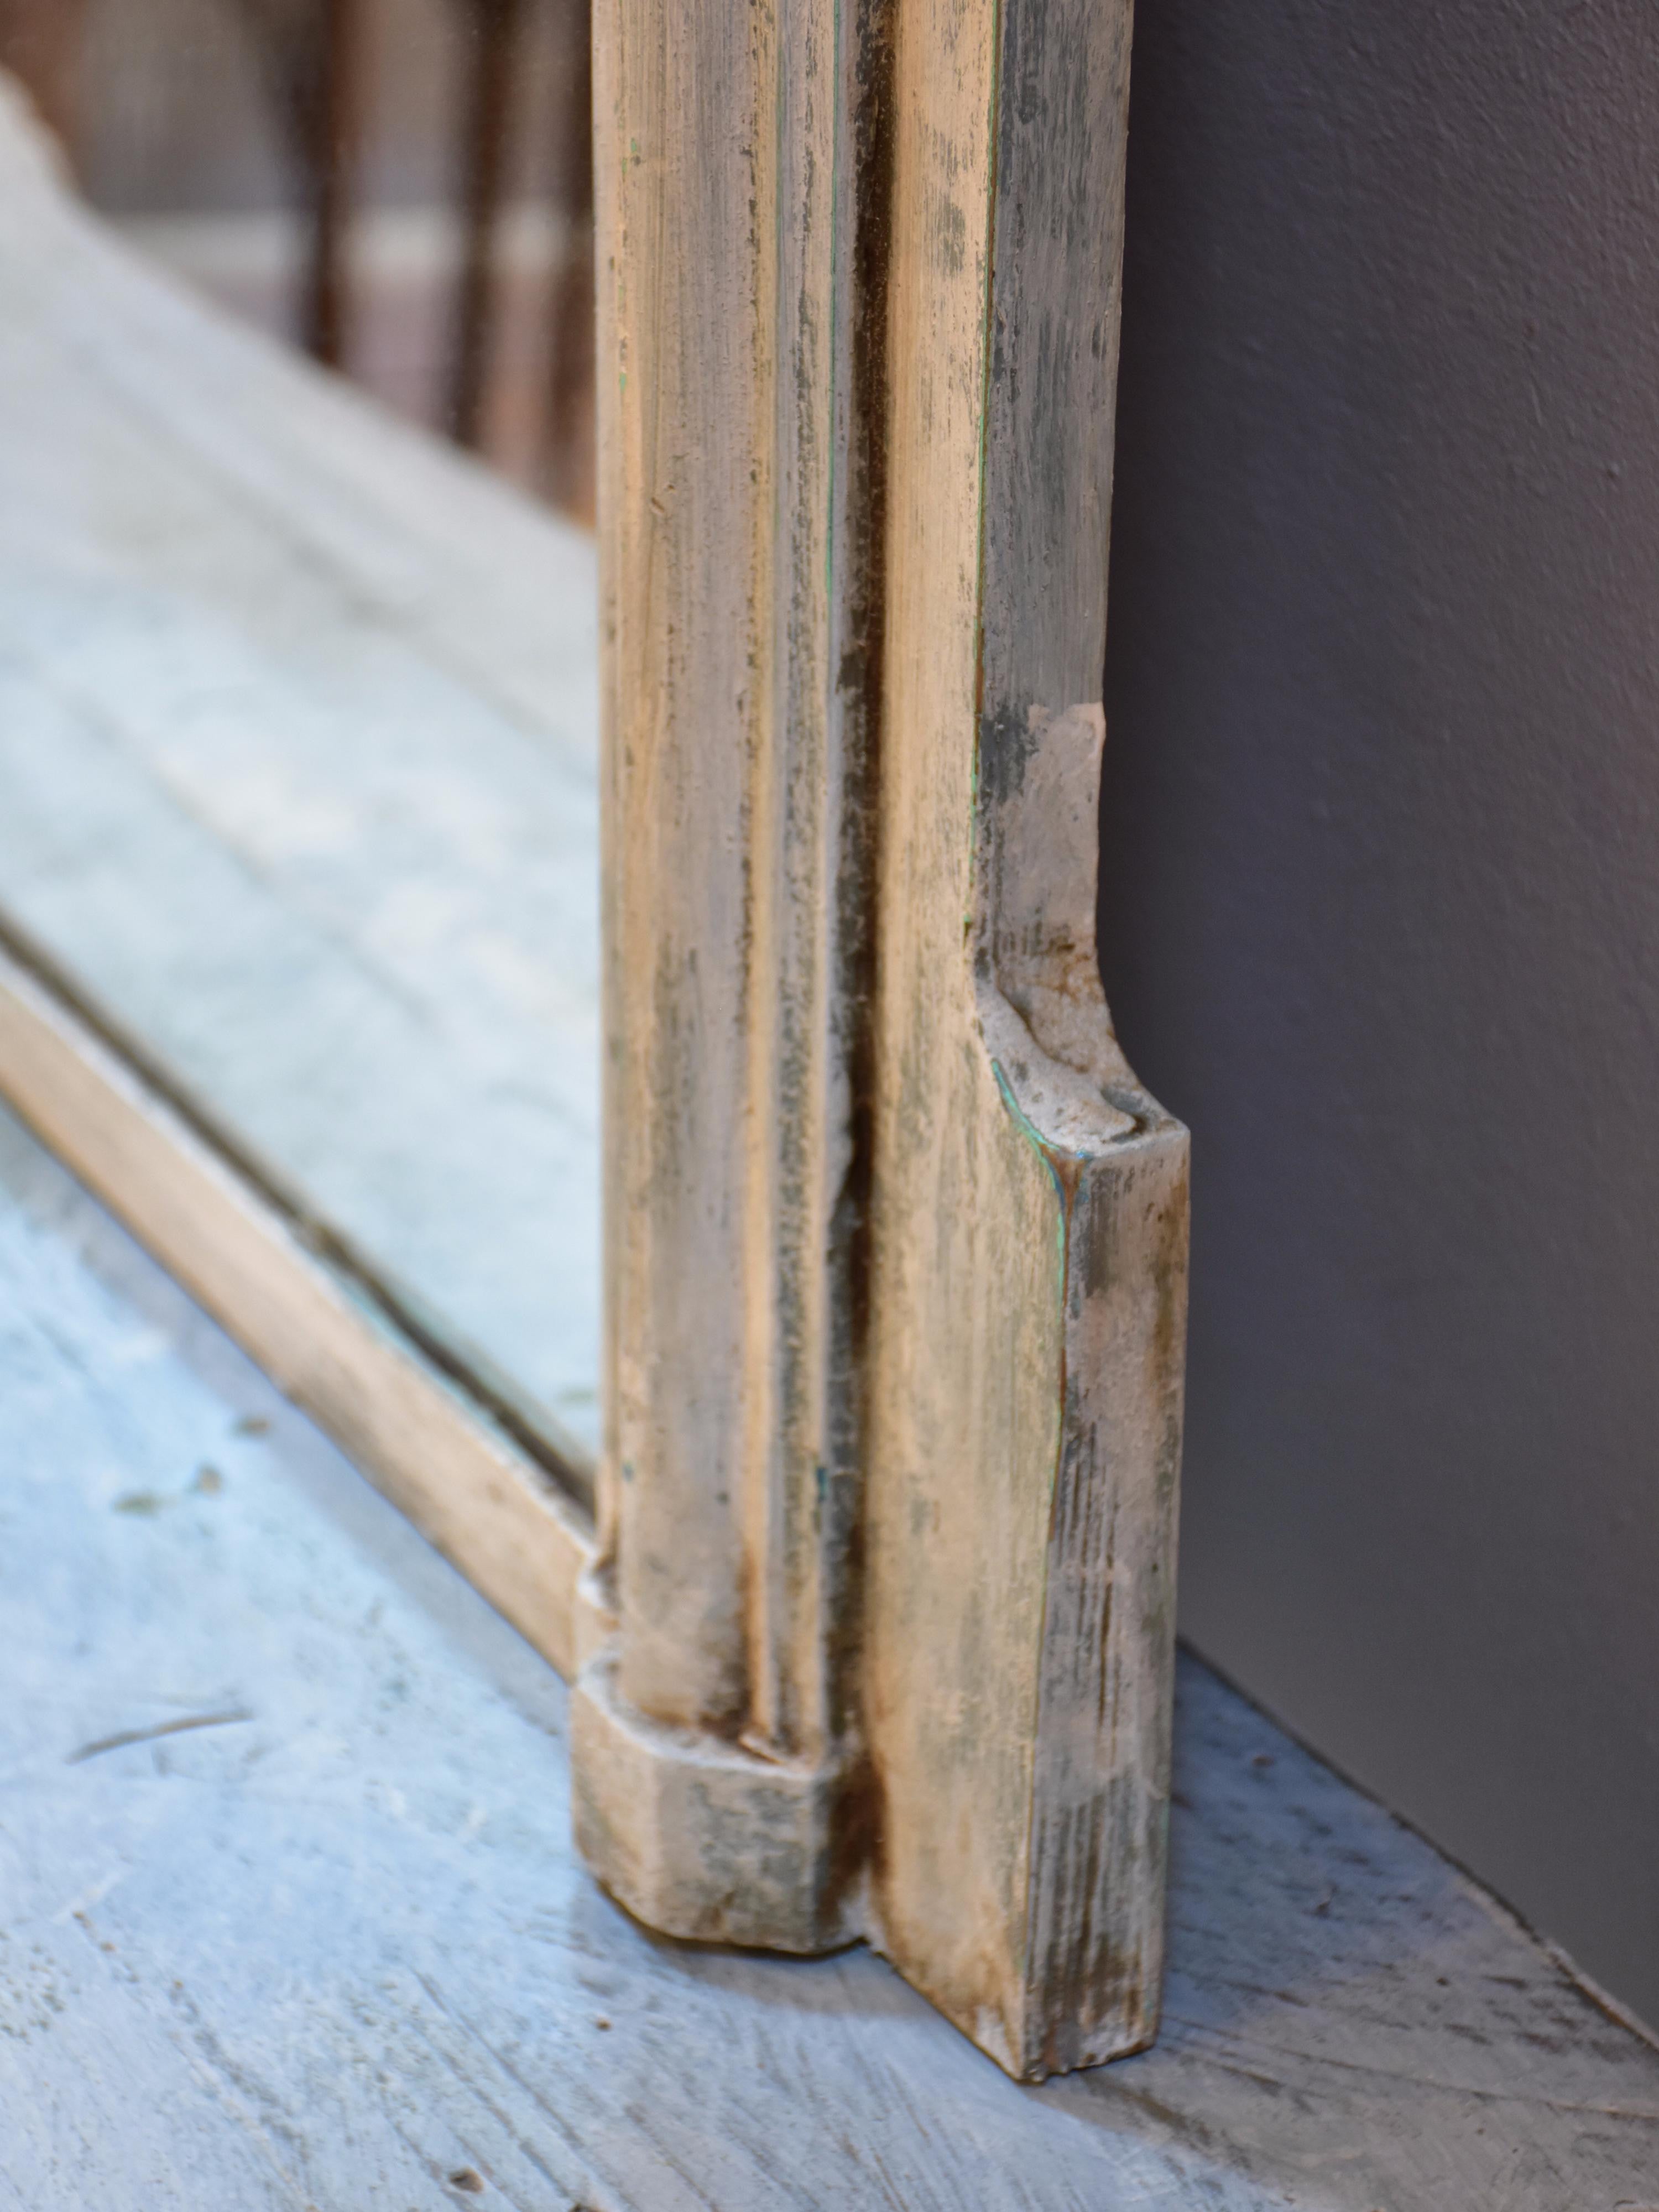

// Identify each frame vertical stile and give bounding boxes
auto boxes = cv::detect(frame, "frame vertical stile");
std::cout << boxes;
[863,0,1190,2076]
[573,0,876,1950]
[575,0,1188,2079]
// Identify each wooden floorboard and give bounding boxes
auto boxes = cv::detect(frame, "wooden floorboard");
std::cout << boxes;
[2,1100,1656,2210]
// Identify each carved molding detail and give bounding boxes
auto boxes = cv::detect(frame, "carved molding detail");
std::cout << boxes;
[575,0,1188,2081]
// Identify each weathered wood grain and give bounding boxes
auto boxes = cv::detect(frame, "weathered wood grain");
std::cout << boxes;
[575,0,877,1948]
[0,38,1185,2075]
[863,0,1187,2078]
[580,0,1186,2077]
[2,1103,1655,2210]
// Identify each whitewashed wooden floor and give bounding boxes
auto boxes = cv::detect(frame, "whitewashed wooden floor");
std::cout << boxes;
[3,1101,1657,2211]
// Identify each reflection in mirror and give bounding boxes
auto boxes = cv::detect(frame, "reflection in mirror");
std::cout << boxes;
[0,1,601,1480]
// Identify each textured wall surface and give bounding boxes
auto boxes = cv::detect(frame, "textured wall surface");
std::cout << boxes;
[1100,0,1659,2031]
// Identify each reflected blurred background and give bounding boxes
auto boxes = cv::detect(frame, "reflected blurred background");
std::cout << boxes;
[0,0,595,518]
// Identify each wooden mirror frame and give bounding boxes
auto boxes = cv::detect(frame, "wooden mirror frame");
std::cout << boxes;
[0,0,1186,2084]
[572,0,1188,2080]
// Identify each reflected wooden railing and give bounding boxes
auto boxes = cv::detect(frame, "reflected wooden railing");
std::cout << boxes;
[0,0,595,517]
[0,0,84,154]
[234,0,366,371]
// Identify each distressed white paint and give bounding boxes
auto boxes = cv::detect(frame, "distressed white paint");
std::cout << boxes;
[1,1102,1655,2209]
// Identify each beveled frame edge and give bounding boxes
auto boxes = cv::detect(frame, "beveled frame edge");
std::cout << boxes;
[0,926,596,1681]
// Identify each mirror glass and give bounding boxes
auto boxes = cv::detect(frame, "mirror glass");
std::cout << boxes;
[0,0,601,1475]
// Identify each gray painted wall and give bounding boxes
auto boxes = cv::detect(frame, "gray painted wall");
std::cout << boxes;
[1100,1,1659,2030]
